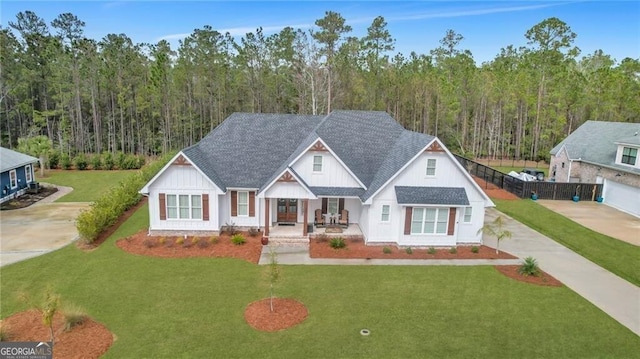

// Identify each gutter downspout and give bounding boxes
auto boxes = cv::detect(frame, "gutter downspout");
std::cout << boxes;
[567,159,572,182]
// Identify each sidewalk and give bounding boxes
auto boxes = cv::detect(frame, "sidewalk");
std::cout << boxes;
[259,208,640,336]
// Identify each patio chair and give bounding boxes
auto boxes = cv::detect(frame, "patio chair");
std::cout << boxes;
[338,209,349,228]
[314,209,325,227]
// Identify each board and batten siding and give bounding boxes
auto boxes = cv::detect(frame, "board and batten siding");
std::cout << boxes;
[366,151,487,245]
[263,181,315,199]
[220,190,260,227]
[292,151,361,187]
[148,164,221,231]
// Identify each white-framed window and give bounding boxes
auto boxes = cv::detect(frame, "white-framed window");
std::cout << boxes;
[327,198,339,214]
[621,147,638,165]
[313,155,323,172]
[9,169,17,188]
[25,165,32,183]
[381,205,390,222]
[463,206,472,223]
[166,194,202,219]
[411,208,448,234]
[237,191,249,216]
[426,158,437,176]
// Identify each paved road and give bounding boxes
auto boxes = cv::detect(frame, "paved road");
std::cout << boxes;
[537,200,640,246]
[0,185,89,267]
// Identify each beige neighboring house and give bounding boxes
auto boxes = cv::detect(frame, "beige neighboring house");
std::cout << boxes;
[549,121,640,217]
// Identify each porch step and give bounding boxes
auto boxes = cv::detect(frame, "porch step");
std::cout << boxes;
[267,236,309,246]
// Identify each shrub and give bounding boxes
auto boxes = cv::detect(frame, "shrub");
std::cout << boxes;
[103,152,115,170]
[427,247,437,255]
[248,227,260,237]
[121,154,140,169]
[0,322,9,341]
[48,150,60,169]
[329,237,346,249]
[115,151,127,169]
[222,222,239,235]
[137,155,146,169]
[231,234,246,245]
[61,154,72,170]
[158,237,166,246]
[143,238,156,248]
[382,246,392,254]
[175,237,184,246]
[449,247,458,254]
[63,305,87,332]
[519,256,541,277]
[315,233,329,243]
[209,236,219,245]
[405,247,413,255]
[91,154,102,170]
[76,152,175,243]
[74,153,88,170]
[197,238,210,248]
[471,246,480,253]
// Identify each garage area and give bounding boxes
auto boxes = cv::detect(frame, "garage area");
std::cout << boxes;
[603,179,640,218]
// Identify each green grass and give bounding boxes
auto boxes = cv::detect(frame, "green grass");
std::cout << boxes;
[495,199,640,287]
[37,170,137,202]
[1,205,638,358]
[492,166,523,174]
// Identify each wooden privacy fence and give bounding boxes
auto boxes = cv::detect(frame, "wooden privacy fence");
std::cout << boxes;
[454,155,603,201]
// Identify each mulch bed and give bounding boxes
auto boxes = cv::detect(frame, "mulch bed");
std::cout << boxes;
[0,310,113,359]
[310,237,517,260]
[0,186,59,210]
[116,230,264,264]
[244,298,308,332]
[494,265,563,287]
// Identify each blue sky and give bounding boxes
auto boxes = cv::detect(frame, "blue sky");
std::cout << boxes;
[1,1,638,64]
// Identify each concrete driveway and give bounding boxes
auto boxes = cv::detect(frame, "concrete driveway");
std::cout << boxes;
[0,185,89,267]
[536,200,640,246]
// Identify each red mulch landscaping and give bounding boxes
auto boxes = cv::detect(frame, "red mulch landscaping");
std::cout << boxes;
[244,298,308,332]
[116,230,264,264]
[494,265,563,287]
[310,237,518,260]
[473,176,520,200]
[1,310,113,359]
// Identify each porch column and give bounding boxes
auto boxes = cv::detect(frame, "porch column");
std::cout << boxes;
[264,198,270,236]
[302,199,309,236]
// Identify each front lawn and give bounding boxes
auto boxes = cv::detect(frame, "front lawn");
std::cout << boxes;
[1,205,638,358]
[495,199,640,287]
[37,170,137,202]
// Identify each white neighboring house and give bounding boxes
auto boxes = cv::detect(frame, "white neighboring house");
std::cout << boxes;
[140,111,494,246]
[549,121,640,217]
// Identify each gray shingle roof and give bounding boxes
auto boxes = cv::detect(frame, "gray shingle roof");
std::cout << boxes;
[309,187,365,197]
[395,186,470,206]
[1,147,39,173]
[182,111,440,201]
[183,113,323,190]
[550,121,640,175]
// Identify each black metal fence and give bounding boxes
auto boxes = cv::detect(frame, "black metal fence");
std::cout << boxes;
[454,155,603,201]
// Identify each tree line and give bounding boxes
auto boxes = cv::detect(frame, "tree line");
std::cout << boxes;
[1,10,638,162]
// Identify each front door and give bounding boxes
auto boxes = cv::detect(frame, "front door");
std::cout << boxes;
[277,198,298,223]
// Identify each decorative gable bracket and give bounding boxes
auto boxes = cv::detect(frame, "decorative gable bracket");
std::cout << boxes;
[172,154,192,166]
[425,141,444,152]
[309,140,328,152]
[277,172,297,182]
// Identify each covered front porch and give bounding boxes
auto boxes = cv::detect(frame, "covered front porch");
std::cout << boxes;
[268,222,363,237]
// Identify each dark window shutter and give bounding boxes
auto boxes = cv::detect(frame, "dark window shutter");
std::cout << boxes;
[231,191,238,216]
[202,194,209,221]
[447,208,456,235]
[321,198,328,214]
[159,193,166,220]
[249,192,255,217]
[338,198,345,212]
[404,207,412,235]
